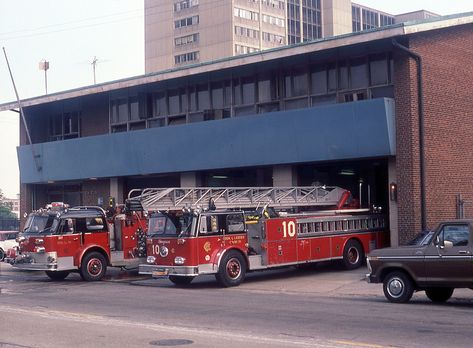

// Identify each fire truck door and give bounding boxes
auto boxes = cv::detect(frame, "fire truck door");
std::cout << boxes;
[81,217,109,250]
[55,218,82,258]
[247,220,265,254]
[266,219,298,266]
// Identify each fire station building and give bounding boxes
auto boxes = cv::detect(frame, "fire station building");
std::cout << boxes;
[2,13,473,245]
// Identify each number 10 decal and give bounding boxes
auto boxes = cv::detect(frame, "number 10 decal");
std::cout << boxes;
[282,221,296,238]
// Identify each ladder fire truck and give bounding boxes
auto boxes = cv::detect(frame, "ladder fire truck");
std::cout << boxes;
[11,202,147,281]
[134,186,388,287]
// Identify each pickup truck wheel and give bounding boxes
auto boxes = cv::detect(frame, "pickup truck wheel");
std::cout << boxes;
[169,275,194,286]
[45,271,70,280]
[80,252,107,281]
[0,248,4,261]
[383,271,414,303]
[342,240,364,270]
[425,288,454,303]
[215,250,247,287]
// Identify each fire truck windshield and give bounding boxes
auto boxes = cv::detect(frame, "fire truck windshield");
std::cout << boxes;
[23,214,58,235]
[147,213,195,238]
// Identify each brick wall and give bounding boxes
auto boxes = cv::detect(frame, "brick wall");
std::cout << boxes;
[395,23,473,243]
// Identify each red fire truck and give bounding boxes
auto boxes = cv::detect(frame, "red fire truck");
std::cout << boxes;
[135,186,388,287]
[11,202,147,281]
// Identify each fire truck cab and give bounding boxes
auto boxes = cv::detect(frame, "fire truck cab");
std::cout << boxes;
[136,186,388,287]
[12,202,146,281]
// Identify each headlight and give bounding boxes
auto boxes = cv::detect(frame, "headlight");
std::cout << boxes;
[174,256,186,265]
[147,256,156,264]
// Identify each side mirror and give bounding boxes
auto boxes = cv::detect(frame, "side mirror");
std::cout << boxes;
[443,240,454,249]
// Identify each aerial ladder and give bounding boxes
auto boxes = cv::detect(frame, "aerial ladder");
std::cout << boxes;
[126,186,355,212]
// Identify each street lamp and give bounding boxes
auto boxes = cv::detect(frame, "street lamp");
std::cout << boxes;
[39,59,49,94]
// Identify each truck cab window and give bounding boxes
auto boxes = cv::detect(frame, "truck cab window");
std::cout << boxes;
[438,224,469,247]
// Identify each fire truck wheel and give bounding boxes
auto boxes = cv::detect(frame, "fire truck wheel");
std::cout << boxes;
[216,250,247,287]
[80,252,107,281]
[45,270,70,280]
[0,248,4,261]
[342,239,364,270]
[169,275,194,286]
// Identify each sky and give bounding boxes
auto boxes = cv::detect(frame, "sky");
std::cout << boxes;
[0,0,472,199]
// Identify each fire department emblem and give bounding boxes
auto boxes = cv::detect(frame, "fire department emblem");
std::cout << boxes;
[159,246,169,257]
[203,242,211,253]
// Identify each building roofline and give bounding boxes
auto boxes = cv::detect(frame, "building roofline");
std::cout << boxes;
[1,12,473,112]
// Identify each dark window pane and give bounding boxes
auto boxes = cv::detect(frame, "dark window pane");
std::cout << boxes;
[234,105,255,116]
[189,88,197,112]
[285,97,308,110]
[258,102,280,113]
[338,63,349,90]
[311,94,337,106]
[328,65,337,91]
[197,84,210,110]
[129,96,139,120]
[310,66,327,95]
[148,118,165,128]
[370,57,389,86]
[242,77,255,104]
[168,90,180,115]
[211,82,224,109]
[168,115,186,126]
[189,112,204,122]
[155,92,167,116]
[258,75,277,102]
[370,85,394,98]
[233,79,242,105]
[293,69,308,96]
[350,58,368,89]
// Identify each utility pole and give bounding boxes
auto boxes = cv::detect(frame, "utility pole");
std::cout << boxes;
[91,56,98,84]
[39,59,49,94]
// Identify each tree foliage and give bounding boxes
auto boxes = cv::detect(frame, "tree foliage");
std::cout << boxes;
[0,188,16,219]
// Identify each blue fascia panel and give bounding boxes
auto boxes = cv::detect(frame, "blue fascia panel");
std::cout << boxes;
[18,98,395,184]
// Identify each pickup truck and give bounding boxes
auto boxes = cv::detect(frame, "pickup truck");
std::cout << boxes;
[366,220,473,303]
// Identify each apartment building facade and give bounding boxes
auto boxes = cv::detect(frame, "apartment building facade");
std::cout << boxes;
[145,0,436,72]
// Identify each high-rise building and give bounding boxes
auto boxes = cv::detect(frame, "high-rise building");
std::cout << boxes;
[145,0,437,73]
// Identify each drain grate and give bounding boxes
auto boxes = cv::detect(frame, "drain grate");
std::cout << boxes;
[149,339,193,346]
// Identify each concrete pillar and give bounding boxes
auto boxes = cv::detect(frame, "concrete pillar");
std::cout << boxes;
[322,0,352,37]
[388,157,399,247]
[181,172,199,187]
[272,165,297,187]
[110,177,124,204]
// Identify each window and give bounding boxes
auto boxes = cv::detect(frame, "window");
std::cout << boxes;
[174,0,199,12]
[175,33,199,46]
[174,51,200,64]
[174,15,199,29]
[438,224,470,247]
[234,8,259,21]
[285,68,308,97]
[49,111,80,141]
[350,58,368,89]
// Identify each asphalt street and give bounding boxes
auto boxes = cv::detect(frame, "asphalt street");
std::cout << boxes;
[1,262,473,348]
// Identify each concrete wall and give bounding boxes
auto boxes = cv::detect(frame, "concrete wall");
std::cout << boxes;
[322,0,352,37]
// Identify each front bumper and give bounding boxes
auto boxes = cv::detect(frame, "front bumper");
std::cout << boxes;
[11,252,58,271]
[365,273,379,284]
[139,264,199,277]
